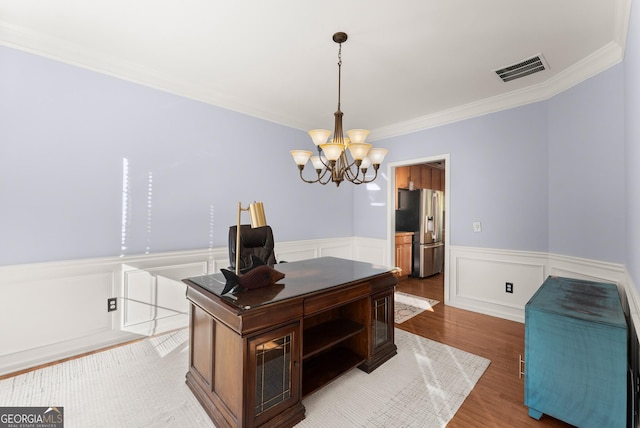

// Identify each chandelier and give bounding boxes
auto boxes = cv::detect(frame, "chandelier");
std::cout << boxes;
[290,32,388,187]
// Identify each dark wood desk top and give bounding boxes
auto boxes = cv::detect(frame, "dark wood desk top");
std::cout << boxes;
[184,256,394,310]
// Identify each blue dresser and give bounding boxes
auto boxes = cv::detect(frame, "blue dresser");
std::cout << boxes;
[525,276,627,427]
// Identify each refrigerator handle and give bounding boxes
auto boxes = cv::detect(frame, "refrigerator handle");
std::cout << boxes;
[431,192,438,241]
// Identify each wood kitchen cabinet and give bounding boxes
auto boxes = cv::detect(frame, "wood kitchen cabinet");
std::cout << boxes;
[395,166,410,208]
[424,164,444,191]
[394,232,413,279]
[396,166,410,189]
[421,165,432,189]
[395,164,444,192]
[431,167,442,190]
[409,165,422,188]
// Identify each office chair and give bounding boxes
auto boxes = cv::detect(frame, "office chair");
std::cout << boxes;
[228,225,277,271]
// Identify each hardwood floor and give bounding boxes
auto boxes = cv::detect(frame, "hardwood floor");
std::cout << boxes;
[396,275,573,428]
[2,274,575,427]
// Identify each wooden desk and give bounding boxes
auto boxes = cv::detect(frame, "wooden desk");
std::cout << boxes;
[183,257,398,428]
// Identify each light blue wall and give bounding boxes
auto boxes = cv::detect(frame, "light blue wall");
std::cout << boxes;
[626,1,640,289]
[0,36,633,271]
[355,103,549,253]
[356,65,627,266]
[0,46,354,265]
[547,64,625,263]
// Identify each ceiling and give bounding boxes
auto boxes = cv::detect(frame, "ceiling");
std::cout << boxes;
[0,1,631,141]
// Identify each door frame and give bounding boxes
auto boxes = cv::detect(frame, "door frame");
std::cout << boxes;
[387,154,451,304]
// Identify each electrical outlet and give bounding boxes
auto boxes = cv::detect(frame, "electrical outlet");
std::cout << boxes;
[107,297,117,312]
[505,282,513,293]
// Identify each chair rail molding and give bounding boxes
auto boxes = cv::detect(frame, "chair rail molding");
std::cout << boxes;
[2,238,636,376]
[0,236,384,376]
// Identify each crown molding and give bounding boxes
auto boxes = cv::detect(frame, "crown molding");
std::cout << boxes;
[368,41,624,141]
[0,2,631,141]
[0,20,310,130]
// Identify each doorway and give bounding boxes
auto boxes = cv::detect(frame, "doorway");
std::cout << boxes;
[388,155,450,303]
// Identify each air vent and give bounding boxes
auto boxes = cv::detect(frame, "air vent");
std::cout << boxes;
[495,54,548,83]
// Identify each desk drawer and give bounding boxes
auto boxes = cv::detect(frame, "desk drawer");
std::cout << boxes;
[304,282,369,315]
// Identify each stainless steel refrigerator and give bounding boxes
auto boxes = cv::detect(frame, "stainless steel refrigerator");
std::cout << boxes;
[395,188,444,278]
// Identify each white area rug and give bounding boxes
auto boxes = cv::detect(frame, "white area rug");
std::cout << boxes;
[0,328,489,428]
[395,291,440,324]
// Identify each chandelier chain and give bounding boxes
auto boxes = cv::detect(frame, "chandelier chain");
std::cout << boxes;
[337,42,342,112]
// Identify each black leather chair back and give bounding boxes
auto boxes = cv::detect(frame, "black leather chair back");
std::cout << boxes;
[228,225,277,270]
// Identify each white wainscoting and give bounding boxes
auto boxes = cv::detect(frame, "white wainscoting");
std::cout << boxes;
[121,261,208,336]
[447,246,548,322]
[628,274,640,341]
[2,239,637,376]
[448,245,630,323]
[0,237,385,376]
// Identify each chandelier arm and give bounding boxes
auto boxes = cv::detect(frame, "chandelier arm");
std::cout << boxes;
[348,169,367,184]
[302,147,333,183]
[316,147,337,172]
[318,156,331,169]
[341,157,365,181]
[347,159,362,173]
[297,168,322,184]
[297,165,334,185]
[364,167,379,183]
[317,167,333,183]
[319,170,333,185]
[350,167,378,185]
[343,165,360,181]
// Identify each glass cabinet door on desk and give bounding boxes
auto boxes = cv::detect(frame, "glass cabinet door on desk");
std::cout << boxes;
[248,322,301,426]
[371,290,394,353]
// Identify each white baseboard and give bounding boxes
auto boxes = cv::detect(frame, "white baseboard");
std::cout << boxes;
[0,330,143,376]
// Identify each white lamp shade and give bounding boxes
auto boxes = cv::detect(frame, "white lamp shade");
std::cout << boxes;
[308,129,331,146]
[310,156,325,170]
[347,142,372,161]
[368,148,388,164]
[319,143,345,161]
[346,129,370,144]
[290,150,312,165]
[360,157,372,169]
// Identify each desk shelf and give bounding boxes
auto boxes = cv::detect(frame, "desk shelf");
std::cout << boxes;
[302,346,365,397]
[302,318,365,360]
